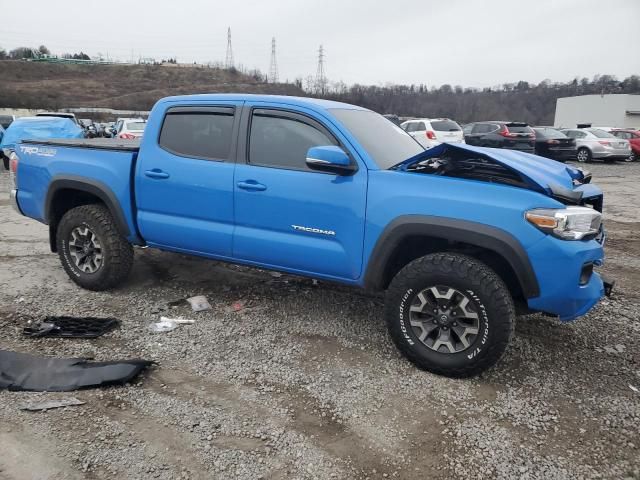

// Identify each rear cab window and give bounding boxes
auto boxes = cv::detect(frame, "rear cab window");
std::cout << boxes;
[505,123,534,134]
[159,106,235,160]
[431,120,461,132]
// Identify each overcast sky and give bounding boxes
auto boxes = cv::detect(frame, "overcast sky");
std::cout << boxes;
[2,0,639,88]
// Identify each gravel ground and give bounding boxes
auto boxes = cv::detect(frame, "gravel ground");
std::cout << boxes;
[0,160,639,480]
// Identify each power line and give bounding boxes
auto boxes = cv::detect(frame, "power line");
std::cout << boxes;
[315,44,327,95]
[269,37,278,83]
[225,27,234,69]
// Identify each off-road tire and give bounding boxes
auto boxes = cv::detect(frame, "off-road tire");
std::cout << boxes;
[57,204,133,291]
[384,253,515,378]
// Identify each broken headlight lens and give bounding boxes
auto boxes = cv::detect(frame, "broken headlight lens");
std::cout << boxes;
[525,206,602,240]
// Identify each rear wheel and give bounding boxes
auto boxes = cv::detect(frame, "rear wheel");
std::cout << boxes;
[625,152,636,163]
[576,147,591,163]
[384,253,515,378]
[57,204,133,291]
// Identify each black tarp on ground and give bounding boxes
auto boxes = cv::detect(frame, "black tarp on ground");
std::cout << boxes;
[0,350,153,392]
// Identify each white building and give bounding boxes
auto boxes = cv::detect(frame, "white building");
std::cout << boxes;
[554,94,640,129]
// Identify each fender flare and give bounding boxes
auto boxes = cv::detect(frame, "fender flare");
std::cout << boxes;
[45,175,133,242]
[363,215,540,298]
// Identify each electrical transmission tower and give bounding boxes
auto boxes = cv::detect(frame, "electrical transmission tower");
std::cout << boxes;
[315,45,327,95]
[225,27,234,69]
[269,37,279,83]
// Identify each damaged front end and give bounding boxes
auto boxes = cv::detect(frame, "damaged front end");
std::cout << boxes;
[390,143,603,210]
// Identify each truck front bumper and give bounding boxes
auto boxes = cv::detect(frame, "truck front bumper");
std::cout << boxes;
[10,188,23,215]
[525,234,606,321]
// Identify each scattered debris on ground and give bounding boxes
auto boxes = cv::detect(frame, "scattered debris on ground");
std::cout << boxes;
[186,295,211,312]
[19,397,85,411]
[147,316,195,333]
[23,316,119,338]
[0,163,639,479]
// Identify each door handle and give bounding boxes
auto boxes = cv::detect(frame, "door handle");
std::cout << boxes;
[144,169,170,179]
[237,180,267,191]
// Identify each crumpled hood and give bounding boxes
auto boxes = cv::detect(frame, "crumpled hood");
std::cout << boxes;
[392,143,593,201]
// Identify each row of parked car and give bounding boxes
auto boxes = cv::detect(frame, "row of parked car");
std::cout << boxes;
[399,117,638,163]
[0,113,147,168]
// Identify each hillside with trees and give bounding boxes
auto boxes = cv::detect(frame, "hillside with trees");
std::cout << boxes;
[0,50,638,125]
[0,60,303,111]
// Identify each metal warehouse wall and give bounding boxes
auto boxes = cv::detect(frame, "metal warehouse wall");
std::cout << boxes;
[554,94,640,129]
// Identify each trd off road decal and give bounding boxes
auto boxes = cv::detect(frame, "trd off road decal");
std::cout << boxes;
[19,146,57,157]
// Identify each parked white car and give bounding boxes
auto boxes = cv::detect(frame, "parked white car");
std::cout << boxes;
[561,128,631,163]
[400,118,465,148]
[116,118,147,139]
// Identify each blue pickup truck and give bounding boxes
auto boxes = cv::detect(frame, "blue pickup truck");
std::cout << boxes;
[8,94,611,377]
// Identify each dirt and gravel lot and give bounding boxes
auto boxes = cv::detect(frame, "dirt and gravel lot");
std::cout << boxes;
[0,160,639,480]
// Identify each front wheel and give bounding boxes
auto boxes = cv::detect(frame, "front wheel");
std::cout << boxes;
[57,204,134,291]
[625,152,637,163]
[384,253,515,378]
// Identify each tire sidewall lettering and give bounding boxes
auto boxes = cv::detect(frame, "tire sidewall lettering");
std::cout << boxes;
[399,288,414,346]
[397,286,490,358]
[465,289,489,360]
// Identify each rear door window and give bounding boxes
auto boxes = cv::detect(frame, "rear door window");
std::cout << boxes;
[416,122,426,131]
[159,107,235,160]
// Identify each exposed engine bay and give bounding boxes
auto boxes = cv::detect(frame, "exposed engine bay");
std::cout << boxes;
[404,150,530,188]
[393,144,600,209]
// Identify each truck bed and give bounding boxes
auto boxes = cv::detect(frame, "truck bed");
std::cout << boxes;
[22,138,140,152]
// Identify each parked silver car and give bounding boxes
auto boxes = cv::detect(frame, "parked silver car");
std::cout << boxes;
[561,128,631,163]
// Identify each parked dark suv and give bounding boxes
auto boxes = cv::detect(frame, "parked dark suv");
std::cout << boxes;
[464,121,535,153]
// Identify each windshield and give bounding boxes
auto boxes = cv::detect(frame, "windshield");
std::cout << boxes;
[587,128,615,138]
[330,109,424,169]
[126,121,146,131]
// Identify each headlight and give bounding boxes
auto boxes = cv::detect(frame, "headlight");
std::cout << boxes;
[526,206,601,240]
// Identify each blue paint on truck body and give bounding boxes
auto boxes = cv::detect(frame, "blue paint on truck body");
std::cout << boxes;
[12,94,605,321]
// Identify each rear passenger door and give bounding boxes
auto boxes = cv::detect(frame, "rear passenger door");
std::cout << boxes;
[232,105,367,280]
[135,103,240,257]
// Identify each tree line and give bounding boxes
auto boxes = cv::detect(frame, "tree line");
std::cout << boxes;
[1,43,638,125]
[317,75,640,125]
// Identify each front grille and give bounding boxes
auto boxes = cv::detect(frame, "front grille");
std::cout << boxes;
[582,194,603,212]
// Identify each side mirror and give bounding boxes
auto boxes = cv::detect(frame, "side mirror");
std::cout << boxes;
[306,145,357,175]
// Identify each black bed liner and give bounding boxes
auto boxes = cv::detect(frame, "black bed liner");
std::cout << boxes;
[21,138,140,152]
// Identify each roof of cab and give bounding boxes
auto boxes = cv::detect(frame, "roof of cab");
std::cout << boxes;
[158,93,367,112]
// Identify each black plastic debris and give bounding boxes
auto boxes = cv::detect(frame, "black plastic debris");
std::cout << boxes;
[23,316,120,338]
[0,350,153,392]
